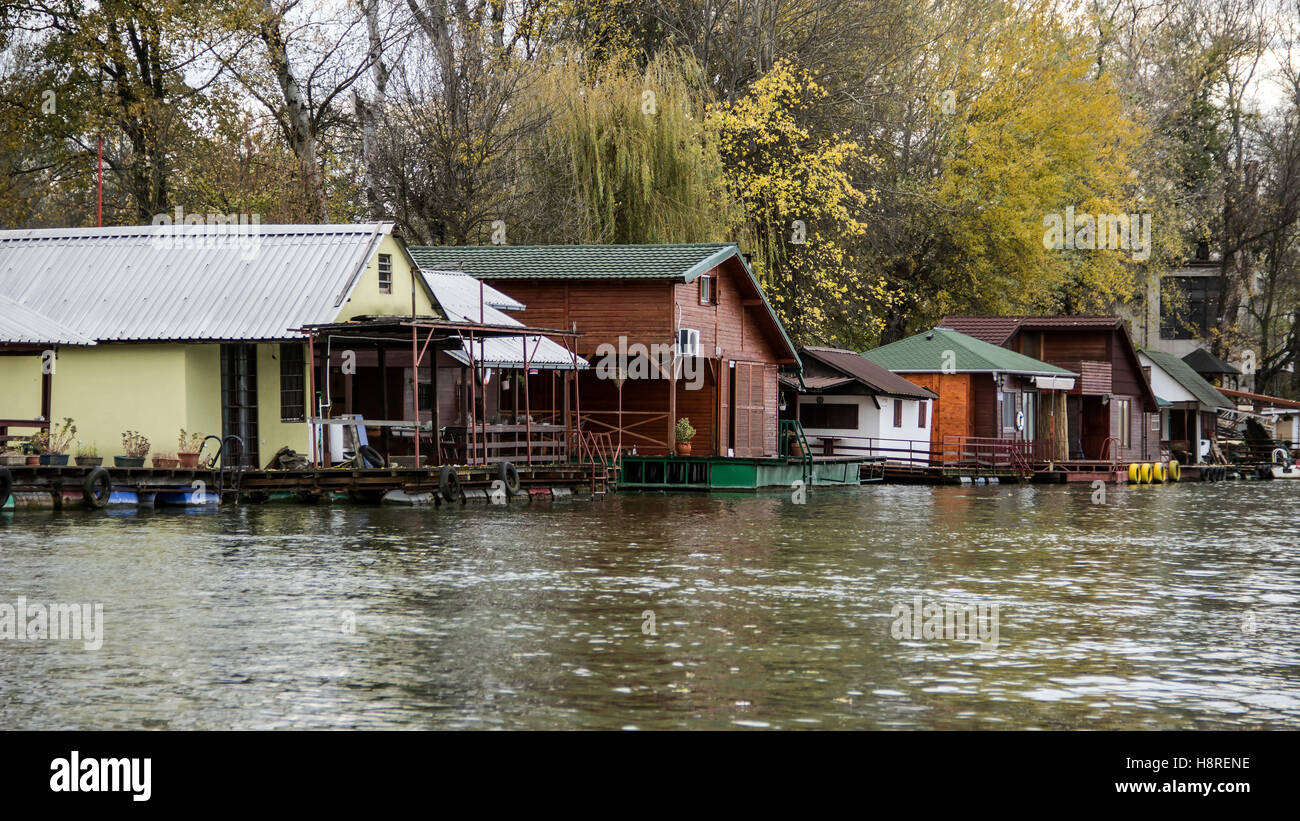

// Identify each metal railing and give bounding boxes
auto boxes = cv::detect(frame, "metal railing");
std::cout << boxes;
[574,429,620,493]
[779,420,813,483]
[796,433,935,467]
[939,436,1033,476]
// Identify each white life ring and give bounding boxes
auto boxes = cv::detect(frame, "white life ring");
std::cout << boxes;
[1015,410,1025,432]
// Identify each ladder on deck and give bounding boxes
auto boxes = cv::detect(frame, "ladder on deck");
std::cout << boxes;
[576,431,621,495]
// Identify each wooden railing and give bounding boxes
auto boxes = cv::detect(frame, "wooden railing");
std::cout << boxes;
[442,423,568,465]
[0,418,50,450]
[574,410,669,451]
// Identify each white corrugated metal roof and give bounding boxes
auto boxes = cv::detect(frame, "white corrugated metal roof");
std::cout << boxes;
[422,271,586,370]
[447,335,588,370]
[0,223,396,341]
[421,269,524,311]
[0,294,97,345]
[421,270,526,325]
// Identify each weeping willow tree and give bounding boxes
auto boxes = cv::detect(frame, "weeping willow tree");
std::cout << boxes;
[523,51,737,244]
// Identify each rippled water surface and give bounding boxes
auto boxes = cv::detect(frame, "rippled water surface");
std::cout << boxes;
[2,481,1298,729]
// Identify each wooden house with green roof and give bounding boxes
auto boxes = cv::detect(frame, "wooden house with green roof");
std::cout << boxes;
[941,316,1164,465]
[863,327,1078,461]
[410,244,800,459]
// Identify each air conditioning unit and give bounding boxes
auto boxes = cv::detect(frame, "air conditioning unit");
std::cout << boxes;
[677,328,701,357]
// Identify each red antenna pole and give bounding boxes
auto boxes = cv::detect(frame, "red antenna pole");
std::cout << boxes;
[96,134,103,226]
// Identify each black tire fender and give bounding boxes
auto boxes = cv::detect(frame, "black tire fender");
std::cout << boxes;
[358,445,385,469]
[439,466,463,502]
[498,461,521,496]
[82,466,111,509]
[0,466,12,509]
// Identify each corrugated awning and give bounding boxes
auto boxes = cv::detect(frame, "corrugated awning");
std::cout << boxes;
[446,334,588,370]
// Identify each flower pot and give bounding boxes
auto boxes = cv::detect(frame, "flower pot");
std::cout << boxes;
[26,455,40,466]
[675,443,692,457]
[38,453,68,466]
[114,456,146,468]
[74,456,103,467]
[152,457,179,469]
[177,451,201,469]
[0,455,26,467]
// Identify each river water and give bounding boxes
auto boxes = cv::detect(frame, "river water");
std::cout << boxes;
[1,481,1298,730]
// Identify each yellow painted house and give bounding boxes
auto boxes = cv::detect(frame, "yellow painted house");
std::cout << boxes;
[0,223,444,465]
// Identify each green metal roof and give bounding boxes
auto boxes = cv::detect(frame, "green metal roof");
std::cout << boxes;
[1140,349,1235,410]
[409,243,737,280]
[863,327,1075,376]
[408,242,800,366]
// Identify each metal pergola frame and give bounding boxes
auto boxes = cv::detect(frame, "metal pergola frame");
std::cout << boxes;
[293,316,584,469]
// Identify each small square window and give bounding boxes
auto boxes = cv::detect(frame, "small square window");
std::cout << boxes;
[699,275,712,305]
[378,254,393,294]
[893,399,903,428]
[918,400,928,428]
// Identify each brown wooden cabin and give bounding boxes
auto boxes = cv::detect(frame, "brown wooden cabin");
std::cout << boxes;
[863,327,1079,462]
[409,244,801,458]
[942,316,1162,463]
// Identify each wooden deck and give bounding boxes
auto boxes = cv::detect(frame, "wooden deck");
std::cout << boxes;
[0,462,604,510]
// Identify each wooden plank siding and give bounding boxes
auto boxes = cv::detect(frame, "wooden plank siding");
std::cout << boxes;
[1009,326,1161,462]
[491,279,673,356]
[971,375,1000,439]
[901,373,973,455]
[489,263,789,457]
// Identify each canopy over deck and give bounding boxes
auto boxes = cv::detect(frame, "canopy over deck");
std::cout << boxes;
[292,316,586,468]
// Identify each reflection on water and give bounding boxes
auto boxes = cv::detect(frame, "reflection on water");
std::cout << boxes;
[1,482,1298,729]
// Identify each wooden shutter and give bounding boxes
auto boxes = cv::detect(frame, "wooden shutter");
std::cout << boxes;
[733,364,752,456]
[762,365,777,456]
[718,361,730,455]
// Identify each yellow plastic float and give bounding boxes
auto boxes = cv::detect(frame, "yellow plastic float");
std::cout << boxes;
[1168,460,1180,482]
[1152,462,1167,483]
[1128,463,1141,483]
[1140,462,1153,483]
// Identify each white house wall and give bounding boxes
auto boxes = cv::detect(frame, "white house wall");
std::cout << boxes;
[1138,353,1199,404]
[797,395,932,463]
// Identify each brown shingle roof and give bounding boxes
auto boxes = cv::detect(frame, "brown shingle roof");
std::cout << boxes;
[941,315,1125,344]
[799,347,937,399]
[938,317,1022,344]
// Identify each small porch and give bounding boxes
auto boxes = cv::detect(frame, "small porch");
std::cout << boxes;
[296,317,596,468]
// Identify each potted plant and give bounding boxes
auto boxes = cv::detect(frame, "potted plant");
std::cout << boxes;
[74,443,102,467]
[177,429,204,468]
[675,417,696,457]
[117,430,150,468]
[788,432,804,458]
[33,418,76,466]
[152,452,179,469]
[1,445,27,467]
